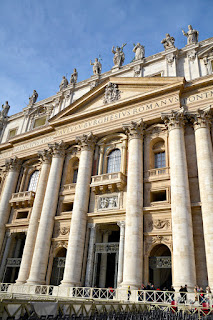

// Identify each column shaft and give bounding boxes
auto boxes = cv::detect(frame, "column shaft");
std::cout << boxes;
[85,224,96,287]
[61,133,96,286]
[0,234,12,281]
[99,231,109,288]
[0,157,21,253]
[122,120,144,289]
[117,221,125,286]
[162,111,196,290]
[27,142,65,284]
[193,110,213,290]
[16,151,51,284]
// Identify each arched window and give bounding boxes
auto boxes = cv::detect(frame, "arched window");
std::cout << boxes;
[152,140,166,168]
[107,149,121,173]
[27,170,40,192]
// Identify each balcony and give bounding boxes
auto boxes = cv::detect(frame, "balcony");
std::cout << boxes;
[91,172,127,194]
[144,167,170,181]
[10,191,35,208]
[60,183,76,196]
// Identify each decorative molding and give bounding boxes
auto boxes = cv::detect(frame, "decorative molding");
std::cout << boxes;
[5,156,21,172]
[98,195,119,210]
[37,149,51,163]
[161,109,187,131]
[103,82,121,104]
[48,140,65,157]
[123,119,144,140]
[76,132,97,151]
[189,107,212,130]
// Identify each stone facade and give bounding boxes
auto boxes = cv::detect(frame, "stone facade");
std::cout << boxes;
[0,34,213,292]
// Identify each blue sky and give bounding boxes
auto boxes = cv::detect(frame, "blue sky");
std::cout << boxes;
[0,0,212,115]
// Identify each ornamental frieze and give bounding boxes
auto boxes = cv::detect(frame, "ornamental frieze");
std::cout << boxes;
[145,219,171,232]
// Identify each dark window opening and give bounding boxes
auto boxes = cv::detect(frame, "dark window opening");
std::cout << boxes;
[16,211,29,219]
[151,190,166,202]
[62,202,73,212]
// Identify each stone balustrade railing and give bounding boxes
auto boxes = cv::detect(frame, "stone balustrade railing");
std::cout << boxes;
[60,183,76,195]
[0,284,212,308]
[91,172,127,194]
[145,167,170,180]
[6,258,22,267]
[9,191,35,208]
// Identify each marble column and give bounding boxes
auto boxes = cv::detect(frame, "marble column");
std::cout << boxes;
[192,108,213,290]
[98,146,104,175]
[117,221,125,287]
[0,157,21,253]
[85,223,97,287]
[27,141,65,284]
[122,120,144,289]
[99,231,109,288]
[16,150,51,284]
[162,110,196,290]
[61,133,96,287]
[0,233,12,281]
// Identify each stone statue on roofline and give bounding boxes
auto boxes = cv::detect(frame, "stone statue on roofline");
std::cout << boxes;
[90,58,102,75]
[133,43,145,60]
[112,43,126,67]
[59,76,68,91]
[161,34,175,50]
[182,25,199,45]
[0,101,10,119]
[70,68,78,84]
[28,90,38,106]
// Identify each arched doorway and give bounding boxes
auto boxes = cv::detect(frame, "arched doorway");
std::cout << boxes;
[149,244,172,290]
[50,247,66,286]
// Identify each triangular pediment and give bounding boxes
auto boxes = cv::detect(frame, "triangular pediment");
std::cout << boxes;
[50,76,185,124]
[198,44,213,58]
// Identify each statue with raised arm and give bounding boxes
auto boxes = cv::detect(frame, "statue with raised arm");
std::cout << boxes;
[59,76,68,91]
[70,68,78,84]
[90,58,102,75]
[133,43,145,60]
[0,101,10,118]
[29,90,38,106]
[161,34,175,50]
[112,43,126,67]
[182,25,199,45]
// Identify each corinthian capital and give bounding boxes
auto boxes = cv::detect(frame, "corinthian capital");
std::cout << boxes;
[76,132,97,151]
[37,149,52,163]
[5,156,21,171]
[48,140,65,157]
[161,109,186,131]
[190,107,212,130]
[122,119,144,140]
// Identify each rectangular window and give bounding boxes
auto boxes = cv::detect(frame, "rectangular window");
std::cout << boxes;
[33,116,46,128]
[72,169,78,183]
[151,190,166,202]
[8,128,17,139]
[16,211,29,219]
[154,152,166,168]
[62,202,73,212]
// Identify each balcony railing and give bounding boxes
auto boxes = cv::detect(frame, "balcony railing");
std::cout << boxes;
[91,172,127,194]
[60,183,76,195]
[145,167,170,180]
[6,258,21,267]
[9,191,35,208]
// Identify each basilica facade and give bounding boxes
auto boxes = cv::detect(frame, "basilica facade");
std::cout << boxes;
[0,27,212,293]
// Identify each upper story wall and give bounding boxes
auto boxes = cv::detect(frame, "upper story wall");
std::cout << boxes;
[1,36,213,144]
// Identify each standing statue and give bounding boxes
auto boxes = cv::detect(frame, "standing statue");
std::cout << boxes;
[161,34,175,50]
[0,101,10,118]
[133,43,145,60]
[29,90,38,106]
[59,76,68,91]
[112,43,126,67]
[182,25,199,45]
[70,68,78,84]
[90,58,102,75]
